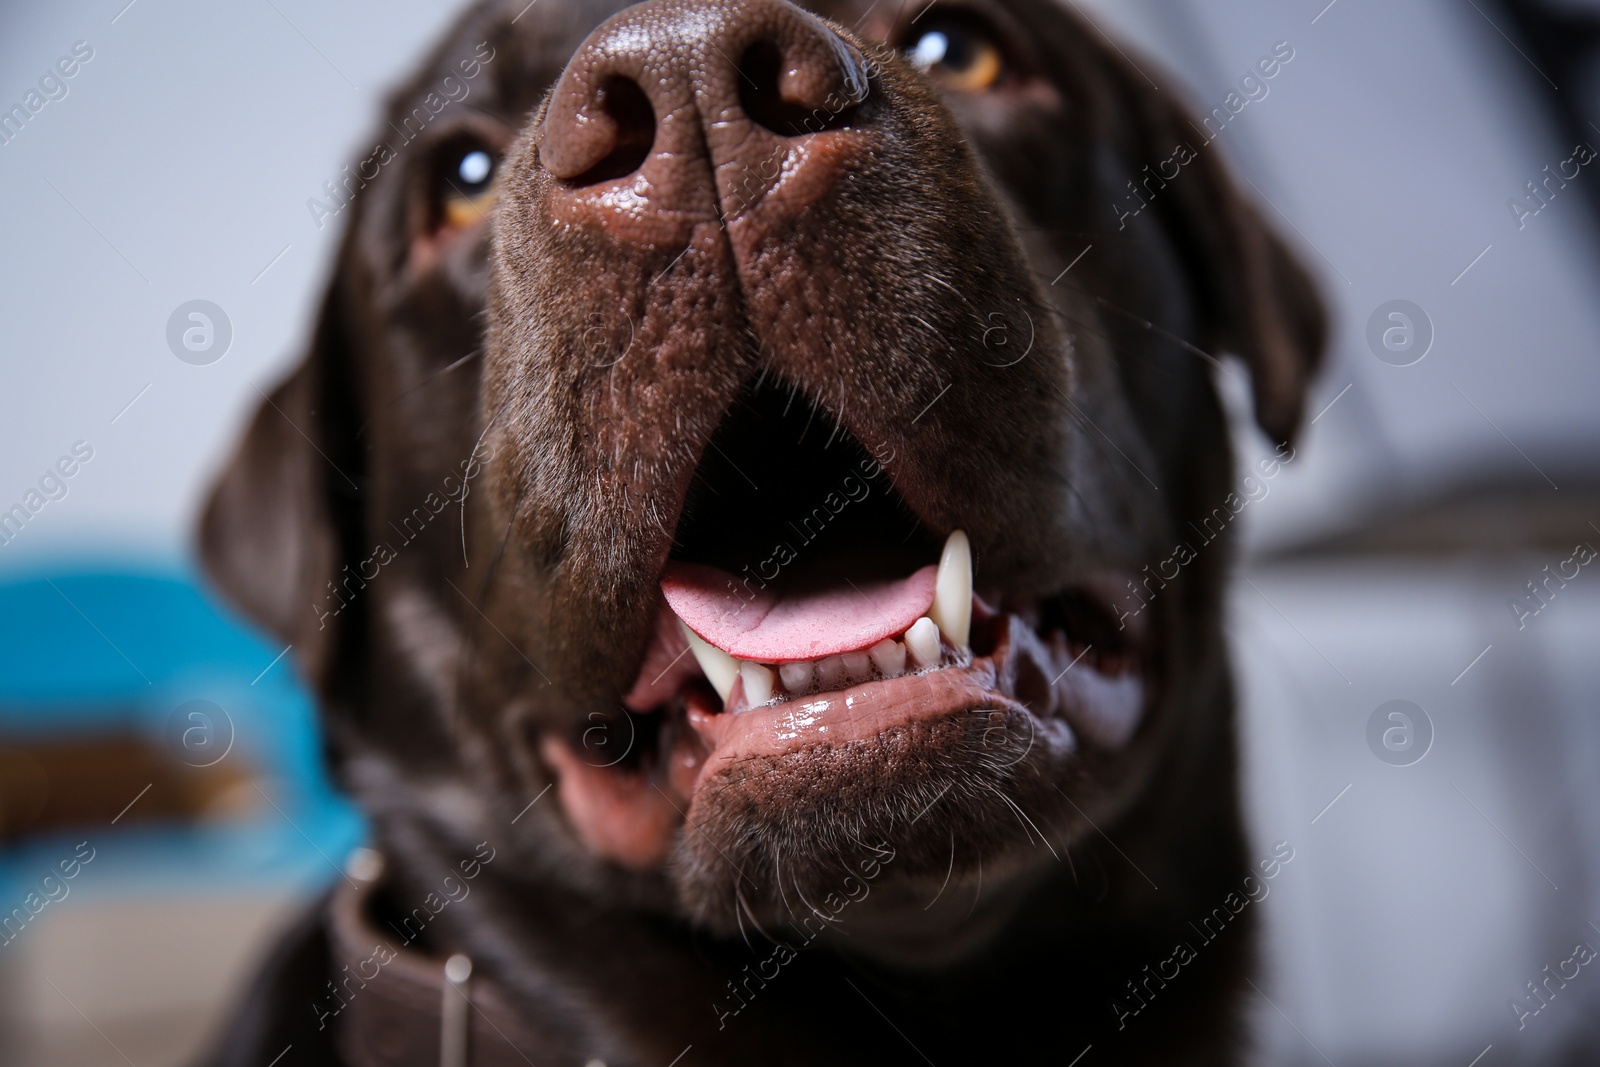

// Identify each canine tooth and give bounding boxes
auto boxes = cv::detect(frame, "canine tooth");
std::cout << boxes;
[841,650,872,681]
[779,660,813,693]
[928,530,972,647]
[905,617,941,667]
[680,622,738,703]
[816,654,849,689]
[869,638,906,678]
[740,661,775,706]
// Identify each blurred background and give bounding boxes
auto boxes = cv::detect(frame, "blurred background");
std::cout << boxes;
[1,0,1597,1064]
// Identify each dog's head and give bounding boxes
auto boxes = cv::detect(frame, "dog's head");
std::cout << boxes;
[203,0,1321,960]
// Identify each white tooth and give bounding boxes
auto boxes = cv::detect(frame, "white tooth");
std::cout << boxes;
[679,622,738,703]
[815,654,849,689]
[869,638,906,678]
[740,661,775,706]
[928,529,972,647]
[779,660,813,693]
[841,650,872,682]
[905,617,941,667]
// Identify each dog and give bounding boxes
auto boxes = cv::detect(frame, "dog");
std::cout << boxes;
[199,0,1323,1061]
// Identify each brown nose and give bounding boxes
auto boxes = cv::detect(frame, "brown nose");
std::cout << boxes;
[538,0,870,240]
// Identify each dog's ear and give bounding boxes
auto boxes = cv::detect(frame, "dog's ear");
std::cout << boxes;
[1168,144,1326,445]
[1123,87,1328,446]
[199,285,360,688]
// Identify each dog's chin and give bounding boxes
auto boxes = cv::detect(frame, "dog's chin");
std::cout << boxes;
[533,384,1150,940]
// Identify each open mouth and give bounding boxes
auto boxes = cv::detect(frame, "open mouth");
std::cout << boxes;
[540,384,1147,870]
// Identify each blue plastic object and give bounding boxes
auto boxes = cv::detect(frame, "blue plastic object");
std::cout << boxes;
[0,563,365,905]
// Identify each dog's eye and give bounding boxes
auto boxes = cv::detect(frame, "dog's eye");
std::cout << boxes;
[433,138,500,231]
[905,15,1006,92]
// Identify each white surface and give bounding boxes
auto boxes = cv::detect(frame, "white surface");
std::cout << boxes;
[0,0,464,572]
[1093,0,1600,550]
[1235,557,1600,1064]
[0,893,304,1067]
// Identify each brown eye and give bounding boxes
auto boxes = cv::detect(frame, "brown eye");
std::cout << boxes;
[432,137,499,231]
[906,15,1006,92]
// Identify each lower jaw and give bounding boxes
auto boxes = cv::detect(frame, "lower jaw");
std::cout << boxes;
[682,657,1033,789]
[540,610,1140,872]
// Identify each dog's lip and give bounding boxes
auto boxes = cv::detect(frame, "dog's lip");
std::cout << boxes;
[679,601,1142,792]
[682,644,1039,794]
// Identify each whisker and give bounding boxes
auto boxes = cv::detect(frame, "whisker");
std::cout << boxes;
[774,849,801,927]
[735,884,781,948]
[792,865,840,928]
[460,400,511,569]
[923,831,957,911]
[357,347,484,441]
[924,270,978,315]
[733,886,753,950]
[992,784,1061,863]
[1092,295,1223,369]
[449,508,519,744]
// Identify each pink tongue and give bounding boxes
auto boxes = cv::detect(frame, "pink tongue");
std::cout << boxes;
[662,561,937,662]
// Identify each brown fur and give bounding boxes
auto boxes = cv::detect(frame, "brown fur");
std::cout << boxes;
[200,0,1323,1062]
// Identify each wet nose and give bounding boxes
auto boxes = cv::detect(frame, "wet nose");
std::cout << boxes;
[537,0,871,240]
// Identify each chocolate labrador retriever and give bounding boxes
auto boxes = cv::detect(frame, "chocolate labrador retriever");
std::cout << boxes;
[201,0,1322,1062]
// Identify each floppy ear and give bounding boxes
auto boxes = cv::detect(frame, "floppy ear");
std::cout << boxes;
[199,285,362,689]
[1130,91,1328,445]
[1167,147,1326,445]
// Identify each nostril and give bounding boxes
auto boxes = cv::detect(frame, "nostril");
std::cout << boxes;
[738,41,862,138]
[566,76,655,187]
